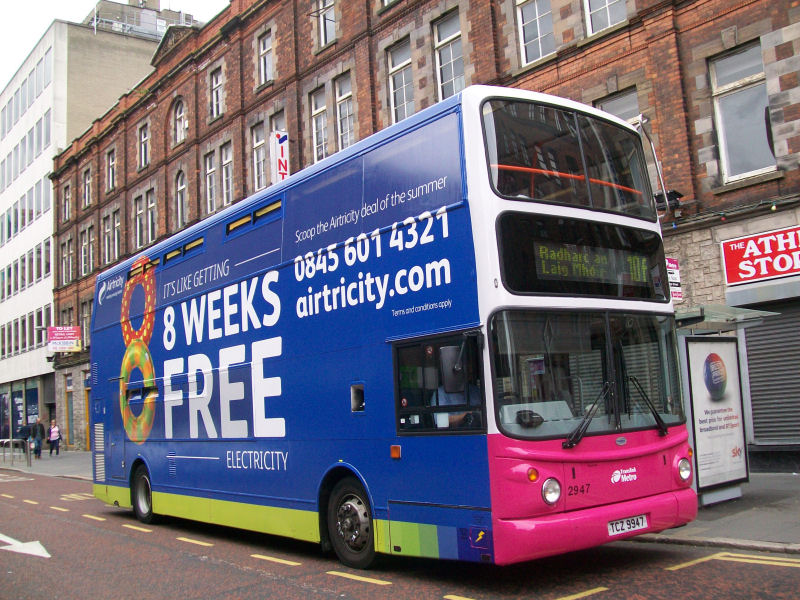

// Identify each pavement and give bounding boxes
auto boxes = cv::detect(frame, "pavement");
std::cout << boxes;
[1,448,798,555]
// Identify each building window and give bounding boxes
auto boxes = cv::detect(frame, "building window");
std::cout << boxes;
[710,43,774,183]
[389,39,414,123]
[80,228,88,275]
[596,88,640,122]
[258,31,273,86]
[102,215,112,265]
[43,177,51,213]
[61,238,73,285]
[221,143,233,205]
[317,0,336,47]
[82,168,92,208]
[336,73,354,151]
[210,68,223,119]
[252,123,266,191]
[311,87,328,163]
[106,149,116,191]
[517,0,555,65]
[435,12,464,100]
[139,123,150,168]
[81,300,93,349]
[112,210,120,262]
[205,152,217,214]
[585,0,625,36]
[35,244,42,281]
[174,99,187,144]
[134,196,145,249]
[175,171,187,228]
[43,237,51,277]
[19,254,26,290]
[62,185,71,222]
[80,226,94,277]
[146,189,157,243]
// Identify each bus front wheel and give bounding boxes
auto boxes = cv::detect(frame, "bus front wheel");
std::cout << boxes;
[327,477,375,569]
[132,465,156,524]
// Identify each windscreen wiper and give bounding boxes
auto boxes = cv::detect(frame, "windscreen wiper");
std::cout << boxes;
[563,381,612,449]
[627,375,668,436]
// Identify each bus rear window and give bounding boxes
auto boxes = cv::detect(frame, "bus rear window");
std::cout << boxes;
[482,99,656,220]
[498,212,668,301]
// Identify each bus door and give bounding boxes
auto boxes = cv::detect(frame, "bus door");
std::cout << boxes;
[391,331,492,560]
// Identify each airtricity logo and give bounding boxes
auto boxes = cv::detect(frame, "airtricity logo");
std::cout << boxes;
[98,275,125,305]
[610,467,638,483]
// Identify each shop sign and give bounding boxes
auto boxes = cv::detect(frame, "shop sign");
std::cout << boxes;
[721,225,800,285]
[666,257,682,301]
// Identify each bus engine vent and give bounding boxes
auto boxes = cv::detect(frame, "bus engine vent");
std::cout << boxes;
[93,423,105,481]
[91,363,98,387]
[168,452,177,477]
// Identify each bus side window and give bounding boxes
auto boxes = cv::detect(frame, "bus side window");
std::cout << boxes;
[395,334,484,434]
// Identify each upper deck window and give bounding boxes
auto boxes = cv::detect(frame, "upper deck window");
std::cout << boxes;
[483,99,656,220]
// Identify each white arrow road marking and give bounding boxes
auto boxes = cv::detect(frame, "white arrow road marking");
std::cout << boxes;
[0,532,50,558]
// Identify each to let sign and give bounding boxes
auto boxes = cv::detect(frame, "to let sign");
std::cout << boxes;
[47,326,82,352]
[721,225,800,285]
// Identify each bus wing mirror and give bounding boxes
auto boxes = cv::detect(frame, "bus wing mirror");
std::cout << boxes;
[440,345,465,394]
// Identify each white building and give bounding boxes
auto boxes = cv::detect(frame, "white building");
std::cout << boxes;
[0,1,197,444]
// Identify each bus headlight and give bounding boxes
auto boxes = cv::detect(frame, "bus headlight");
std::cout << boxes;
[678,458,692,482]
[542,478,561,505]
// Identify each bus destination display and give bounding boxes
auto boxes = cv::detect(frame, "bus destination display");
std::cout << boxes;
[533,240,650,286]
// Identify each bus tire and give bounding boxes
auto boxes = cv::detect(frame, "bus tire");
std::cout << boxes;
[327,477,375,569]
[132,464,156,524]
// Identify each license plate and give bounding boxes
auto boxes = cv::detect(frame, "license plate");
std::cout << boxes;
[607,514,648,536]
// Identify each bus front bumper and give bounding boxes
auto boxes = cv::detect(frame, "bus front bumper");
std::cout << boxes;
[492,487,697,565]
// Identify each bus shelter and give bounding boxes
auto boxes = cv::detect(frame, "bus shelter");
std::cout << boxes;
[676,304,778,506]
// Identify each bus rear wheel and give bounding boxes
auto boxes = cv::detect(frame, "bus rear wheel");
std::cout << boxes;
[327,477,375,569]
[132,465,156,524]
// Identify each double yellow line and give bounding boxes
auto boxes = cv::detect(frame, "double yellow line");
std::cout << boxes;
[667,551,800,571]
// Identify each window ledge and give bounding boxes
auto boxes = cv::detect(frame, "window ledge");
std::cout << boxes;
[577,20,631,49]
[511,51,558,78]
[315,40,337,56]
[255,80,274,95]
[208,114,224,126]
[711,169,783,195]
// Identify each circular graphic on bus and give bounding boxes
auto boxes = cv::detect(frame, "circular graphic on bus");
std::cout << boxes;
[703,352,727,401]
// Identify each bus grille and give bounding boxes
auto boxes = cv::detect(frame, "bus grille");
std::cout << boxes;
[93,423,105,481]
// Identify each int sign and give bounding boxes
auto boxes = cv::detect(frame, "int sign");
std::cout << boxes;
[721,225,800,286]
[47,326,82,352]
[270,130,289,184]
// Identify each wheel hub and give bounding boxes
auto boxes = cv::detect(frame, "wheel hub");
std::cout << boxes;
[336,495,369,551]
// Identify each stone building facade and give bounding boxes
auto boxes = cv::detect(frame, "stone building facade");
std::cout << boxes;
[51,0,800,451]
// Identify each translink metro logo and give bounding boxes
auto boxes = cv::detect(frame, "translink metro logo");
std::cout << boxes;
[611,467,638,483]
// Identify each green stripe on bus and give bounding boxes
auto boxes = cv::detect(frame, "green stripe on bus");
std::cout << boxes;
[152,491,320,542]
[94,484,441,559]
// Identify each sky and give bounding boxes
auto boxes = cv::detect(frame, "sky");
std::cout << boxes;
[0,0,230,90]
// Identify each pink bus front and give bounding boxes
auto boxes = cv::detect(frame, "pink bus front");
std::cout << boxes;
[472,91,697,564]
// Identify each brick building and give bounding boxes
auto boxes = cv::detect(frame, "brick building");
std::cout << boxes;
[51,0,800,452]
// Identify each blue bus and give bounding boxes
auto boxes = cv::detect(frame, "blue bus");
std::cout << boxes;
[91,85,695,568]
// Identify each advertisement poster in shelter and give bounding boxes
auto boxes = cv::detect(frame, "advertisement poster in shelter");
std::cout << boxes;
[686,337,748,490]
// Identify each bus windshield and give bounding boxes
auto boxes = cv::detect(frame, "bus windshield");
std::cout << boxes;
[482,99,656,220]
[490,310,684,441]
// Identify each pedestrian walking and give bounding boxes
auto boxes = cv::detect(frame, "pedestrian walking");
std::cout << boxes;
[48,420,61,456]
[32,418,45,459]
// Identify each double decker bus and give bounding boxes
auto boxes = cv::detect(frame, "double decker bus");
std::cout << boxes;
[90,85,696,568]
